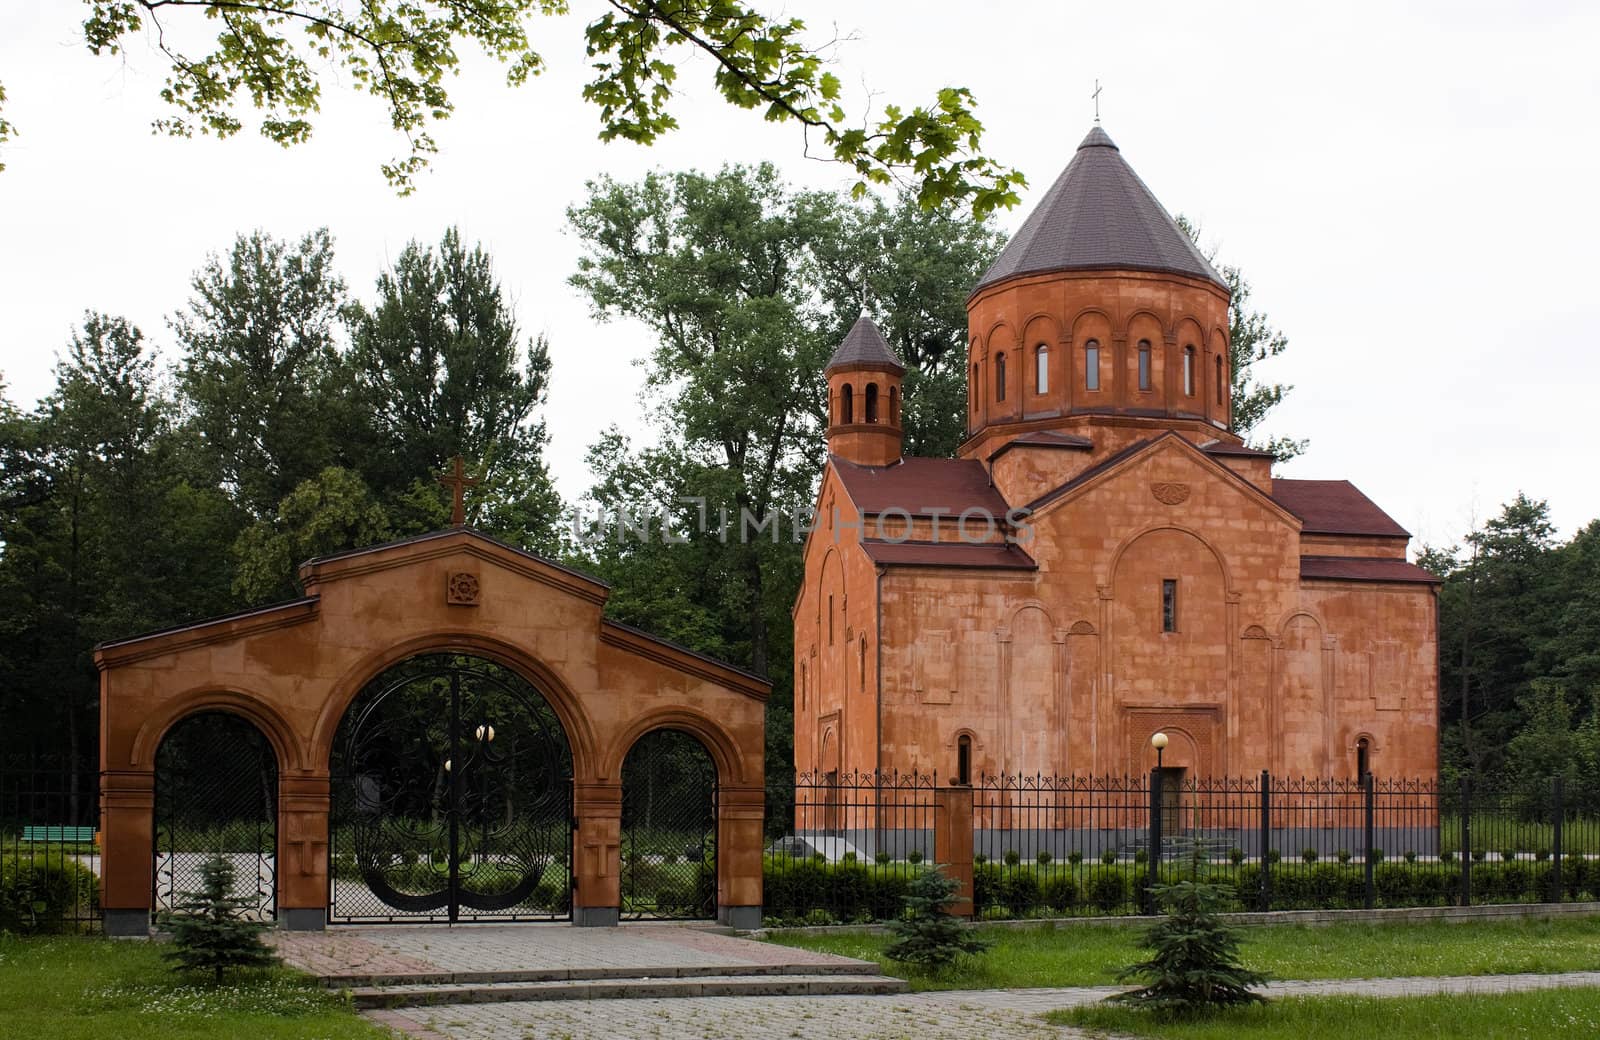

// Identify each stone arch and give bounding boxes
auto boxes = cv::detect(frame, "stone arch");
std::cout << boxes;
[605,706,747,786]
[133,686,300,773]
[1068,619,1097,635]
[819,724,840,775]
[311,630,600,782]
[1106,523,1236,596]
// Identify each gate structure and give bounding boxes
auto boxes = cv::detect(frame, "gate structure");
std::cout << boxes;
[330,654,572,923]
[153,711,278,920]
[620,729,718,919]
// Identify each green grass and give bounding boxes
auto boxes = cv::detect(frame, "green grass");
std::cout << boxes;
[769,916,1600,991]
[0,935,391,1040]
[1049,988,1600,1038]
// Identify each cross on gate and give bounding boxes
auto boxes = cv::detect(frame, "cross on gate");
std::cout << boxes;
[436,455,480,528]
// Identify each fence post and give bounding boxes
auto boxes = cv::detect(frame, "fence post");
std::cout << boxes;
[1258,770,1272,912]
[1459,776,1472,907]
[1146,768,1163,914]
[1552,776,1564,904]
[934,784,975,919]
[1363,772,1376,910]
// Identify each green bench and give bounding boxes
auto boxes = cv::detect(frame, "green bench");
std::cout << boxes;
[20,826,95,843]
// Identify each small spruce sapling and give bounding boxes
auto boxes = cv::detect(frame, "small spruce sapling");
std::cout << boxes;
[161,854,278,984]
[1110,880,1267,1018]
[883,866,992,970]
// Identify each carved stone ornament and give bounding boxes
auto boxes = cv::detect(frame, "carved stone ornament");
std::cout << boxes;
[446,571,481,605]
[1151,482,1191,506]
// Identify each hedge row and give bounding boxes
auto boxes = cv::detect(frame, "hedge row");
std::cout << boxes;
[0,854,98,934]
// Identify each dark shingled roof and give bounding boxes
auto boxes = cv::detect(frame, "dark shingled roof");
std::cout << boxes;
[825,315,904,375]
[831,456,1009,517]
[987,430,1095,463]
[862,539,1037,571]
[976,126,1226,293]
[1272,479,1411,538]
[1300,556,1441,585]
[1201,440,1277,459]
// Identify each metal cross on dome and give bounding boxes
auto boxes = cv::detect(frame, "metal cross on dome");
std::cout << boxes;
[1092,79,1103,123]
[436,455,480,528]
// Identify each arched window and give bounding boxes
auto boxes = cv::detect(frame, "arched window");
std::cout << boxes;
[1215,355,1225,405]
[889,385,899,425]
[841,383,854,423]
[1183,347,1195,396]
[995,353,1007,402]
[957,734,972,786]
[1138,340,1152,391]
[1356,737,1371,779]
[865,383,879,423]
[1085,340,1101,391]
[827,594,835,644]
[1035,344,1049,394]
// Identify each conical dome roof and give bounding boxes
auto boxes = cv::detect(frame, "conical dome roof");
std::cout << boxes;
[825,315,905,374]
[975,126,1225,293]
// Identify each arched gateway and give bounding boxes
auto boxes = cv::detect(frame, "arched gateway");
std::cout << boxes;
[95,528,769,933]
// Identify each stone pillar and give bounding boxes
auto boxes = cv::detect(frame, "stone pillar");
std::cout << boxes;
[934,785,975,919]
[572,781,621,927]
[277,773,330,930]
[717,783,765,930]
[100,769,155,936]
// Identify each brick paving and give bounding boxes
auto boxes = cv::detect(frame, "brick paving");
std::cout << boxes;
[273,923,866,982]
[368,970,1600,1039]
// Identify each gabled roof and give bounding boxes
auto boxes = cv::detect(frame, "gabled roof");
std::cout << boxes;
[830,456,1010,517]
[1272,479,1411,538]
[987,430,1095,464]
[975,126,1226,294]
[1201,440,1277,459]
[862,539,1037,571]
[1300,556,1440,585]
[825,315,904,375]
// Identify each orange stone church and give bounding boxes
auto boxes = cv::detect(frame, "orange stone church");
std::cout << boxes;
[794,126,1439,785]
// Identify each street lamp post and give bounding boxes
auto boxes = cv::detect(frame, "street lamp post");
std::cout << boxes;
[1151,731,1168,771]
[1147,732,1169,914]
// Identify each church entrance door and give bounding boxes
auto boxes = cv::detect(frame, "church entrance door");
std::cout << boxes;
[1157,767,1187,835]
[329,654,573,923]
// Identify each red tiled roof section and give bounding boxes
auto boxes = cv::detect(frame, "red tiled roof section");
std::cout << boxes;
[1272,479,1411,538]
[1300,556,1441,585]
[831,456,1011,517]
[862,540,1038,570]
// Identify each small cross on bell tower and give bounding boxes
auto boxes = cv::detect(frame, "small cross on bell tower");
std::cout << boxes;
[436,455,480,528]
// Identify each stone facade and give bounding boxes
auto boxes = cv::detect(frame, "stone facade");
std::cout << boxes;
[795,127,1439,786]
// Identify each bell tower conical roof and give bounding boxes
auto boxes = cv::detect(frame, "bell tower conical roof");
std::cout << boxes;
[826,314,905,375]
[974,126,1225,293]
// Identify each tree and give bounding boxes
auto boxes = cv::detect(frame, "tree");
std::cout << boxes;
[173,229,354,518]
[1177,217,1305,461]
[883,866,991,970]
[1110,880,1267,1018]
[347,228,562,551]
[231,466,393,602]
[39,1,1023,214]
[161,854,278,984]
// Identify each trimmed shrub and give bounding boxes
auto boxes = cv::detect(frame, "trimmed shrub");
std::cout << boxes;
[1337,849,1351,864]
[1004,850,1021,867]
[1036,851,1053,866]
[874,851,891,865]
[0,854,98,934]
[1043,874,1078,912]
[972,863,1003,911]
[1369,849,1386,865]
[1229,848,1245,865]
[1003,870,1041,915]
[1301,848,1319,864]
[1068,851,1083,865]
[1101,850,1117,866]
[907,849,925,865]
[1088,870,1129,912]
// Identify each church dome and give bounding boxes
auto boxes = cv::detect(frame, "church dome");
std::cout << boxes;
[974,126,1225,295]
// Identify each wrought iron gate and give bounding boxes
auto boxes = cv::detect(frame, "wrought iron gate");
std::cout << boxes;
[620,729,718,920]
[330,654,572,923]
[154,711,278,921]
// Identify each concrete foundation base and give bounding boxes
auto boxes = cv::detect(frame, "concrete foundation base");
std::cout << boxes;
[718,905,763,930]
[103,909,150,937]
[279,907,326,931]
[573,906,620,927]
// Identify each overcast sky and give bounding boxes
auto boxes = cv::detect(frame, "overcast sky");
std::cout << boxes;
[2,1,1597,550]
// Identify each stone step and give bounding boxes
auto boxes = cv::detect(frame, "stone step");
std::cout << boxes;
[347,973,909,1009]
[321,959,879,988]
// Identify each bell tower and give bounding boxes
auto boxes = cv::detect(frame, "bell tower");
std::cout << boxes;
[825,316,904,467]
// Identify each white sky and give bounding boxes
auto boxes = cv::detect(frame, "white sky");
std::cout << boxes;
[2,1,1597,550]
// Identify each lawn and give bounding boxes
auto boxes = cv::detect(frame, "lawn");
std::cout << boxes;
[0,935,392,1040]
[1049,988,1600,1038]
[768,916,1600,991]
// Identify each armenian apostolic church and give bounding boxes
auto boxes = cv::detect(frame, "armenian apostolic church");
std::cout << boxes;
[795,126,1439,786]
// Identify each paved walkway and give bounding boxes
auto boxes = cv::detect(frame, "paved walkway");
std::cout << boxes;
[367,970,1600,1039]
[272,923,866,983]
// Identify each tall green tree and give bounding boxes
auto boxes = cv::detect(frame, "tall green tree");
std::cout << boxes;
[347,227,563,551]
[173,229,354,518]
[18,2,1024,214]
[1178,216,1305,461]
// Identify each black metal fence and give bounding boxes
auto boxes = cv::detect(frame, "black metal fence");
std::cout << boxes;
[1,764,101,931]
[761,770,1600,925]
